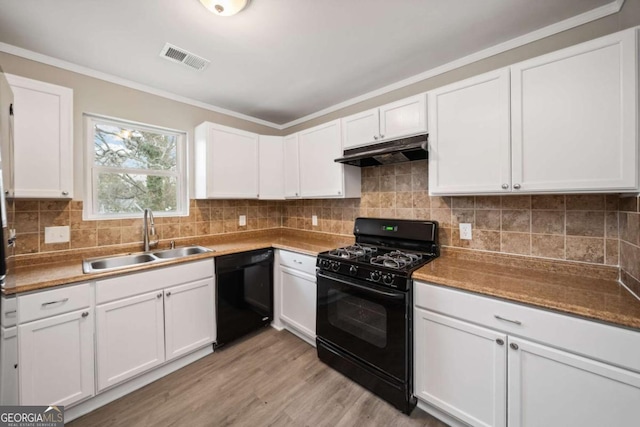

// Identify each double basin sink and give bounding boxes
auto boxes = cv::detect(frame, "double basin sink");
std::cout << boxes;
[82,245,213,274]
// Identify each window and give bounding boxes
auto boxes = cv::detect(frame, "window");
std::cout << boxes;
[84,114,188,219]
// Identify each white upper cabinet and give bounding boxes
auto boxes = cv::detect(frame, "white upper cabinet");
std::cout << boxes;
[258,135,285,200]
[283,133,300,198]
[429,28,639,195]
[298,119,361,198]
[194,122,259,199]
[342,94,427,149]
[511,29,638,193]
[428,69,511,195]
[6,74,73,199]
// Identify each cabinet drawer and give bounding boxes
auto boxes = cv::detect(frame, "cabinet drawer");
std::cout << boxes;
[96,259,214,304]
[1,296,17,327]
[278,250,316,275]
[414,281,640,373]
[18,283,91,324]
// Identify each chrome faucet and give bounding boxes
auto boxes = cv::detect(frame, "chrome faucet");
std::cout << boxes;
[143,208,158,251]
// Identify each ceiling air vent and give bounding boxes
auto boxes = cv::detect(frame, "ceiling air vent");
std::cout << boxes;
[159,43,210,71]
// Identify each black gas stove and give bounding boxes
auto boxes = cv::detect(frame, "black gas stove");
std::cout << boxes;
[316,218,439,414]
[317,219,439,290]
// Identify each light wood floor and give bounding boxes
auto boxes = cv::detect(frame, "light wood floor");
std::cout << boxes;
[68,328,449,427]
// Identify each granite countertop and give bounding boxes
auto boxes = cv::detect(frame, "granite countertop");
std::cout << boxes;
[6,229,640,331]
[413,248,640,330]
[8,229,351,295]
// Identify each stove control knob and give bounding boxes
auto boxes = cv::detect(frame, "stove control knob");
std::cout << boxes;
[349,265,358,276]
[382,274,394,285]
[330,261,340,272]
[370,271,381,282]
[320,259,330,269]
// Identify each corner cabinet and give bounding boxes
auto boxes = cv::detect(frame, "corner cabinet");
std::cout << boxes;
[5,74,73,199]
[258,135,285,200]
[414,282,640,427]
[298,119,361,198]
[194,122,259,199]
[428,28,639,195]
[342,94,427,149]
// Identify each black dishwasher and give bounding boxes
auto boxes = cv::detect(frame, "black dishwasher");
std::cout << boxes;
[215,249,273,348]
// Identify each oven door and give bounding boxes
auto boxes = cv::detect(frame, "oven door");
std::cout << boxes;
[316,270,408,381]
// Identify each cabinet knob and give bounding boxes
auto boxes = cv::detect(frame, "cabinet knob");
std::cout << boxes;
[257,194,259,198]
[81,312,89,318]
[510,343,519,350]
[513,184,521,190]
[295,192,298,196]
[62,191,69,196]
[373,135,379,140]
[157,293,162,299]
[501,184,509,190]
[166,291,172,297]
[496,338,504,346]
[337,191,341,195]
[4,191,8,196]
[379,134,384,139]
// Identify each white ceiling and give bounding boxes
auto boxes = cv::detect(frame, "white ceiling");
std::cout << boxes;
[0,0,617,126]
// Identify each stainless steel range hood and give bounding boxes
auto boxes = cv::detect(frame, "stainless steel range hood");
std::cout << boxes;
[335,134,428,167]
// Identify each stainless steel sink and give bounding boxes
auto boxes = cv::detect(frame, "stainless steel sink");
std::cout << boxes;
[82,246,213,273]
[153,246,212,259]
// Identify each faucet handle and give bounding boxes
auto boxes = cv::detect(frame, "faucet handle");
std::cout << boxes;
[170,240,175,249]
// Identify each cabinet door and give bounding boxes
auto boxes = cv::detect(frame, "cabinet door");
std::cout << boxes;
[19,309,94,406]
[283,133,300,198]
[205,123,259,198]
[341,108,380,149]
[511,29,638,192]
[164,278,215,361]
[258,135,284,200]
[414,308,507,427]
[379,94,427,141]
[6,74,73,199]
[428,69,511,195]
[508,337,640,427]
[280,266,316,339]
[96,291,165,391]
[0,327,18,405]
[298,119,344,197]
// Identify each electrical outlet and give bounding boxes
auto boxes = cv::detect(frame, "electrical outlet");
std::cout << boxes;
[44,226,70,243]
[459,223,472,240]
[238,215,247,226]
[312,215,318,226]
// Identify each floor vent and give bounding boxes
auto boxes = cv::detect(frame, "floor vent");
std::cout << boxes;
[159,43,210,71]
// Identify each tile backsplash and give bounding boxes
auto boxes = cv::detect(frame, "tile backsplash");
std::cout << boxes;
[11,160,637,287]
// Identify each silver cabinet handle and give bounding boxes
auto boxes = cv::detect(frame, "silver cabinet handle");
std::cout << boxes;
[166,291,172,297]
[337,190,341,195]
[513,184,521,190]
[157,293,162,299]
[81,312,89,318]
[494,315,522,325]
[295,192,298,196]
[4,310,16,317]
[496,338,504,345]
[373,135,379,140]
[510,343,519,350]
[380,134,384,139]
[501,184,509,189]
[62,191,69,196]
[293,260,303,264]
[42,298,69,306]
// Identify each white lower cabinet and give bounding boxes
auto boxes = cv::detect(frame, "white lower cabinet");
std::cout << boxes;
[96,291,165,392]
[19,308,94,406]
[0,327,18,405]
[414,281,640,427]
[164,278,215,361]
[414,309,506,427]
[507,337,640,427]
[275,250,317,345]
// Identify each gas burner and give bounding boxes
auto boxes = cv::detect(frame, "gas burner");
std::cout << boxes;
[370,250,424,270]
[345,243,377,257]
[387,250,422,263]
[328,248,355,259]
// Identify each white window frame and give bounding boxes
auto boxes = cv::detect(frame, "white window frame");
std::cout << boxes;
[83,113,188,220]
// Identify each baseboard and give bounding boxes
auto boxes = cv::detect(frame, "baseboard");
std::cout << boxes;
[416,399,469,427]
[65,346,213,423]
[280,322,316,347]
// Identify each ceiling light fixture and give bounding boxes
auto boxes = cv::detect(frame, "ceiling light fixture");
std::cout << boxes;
[199,0,249,17]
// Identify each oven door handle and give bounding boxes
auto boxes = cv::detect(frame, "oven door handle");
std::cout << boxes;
[317,272,405,300]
